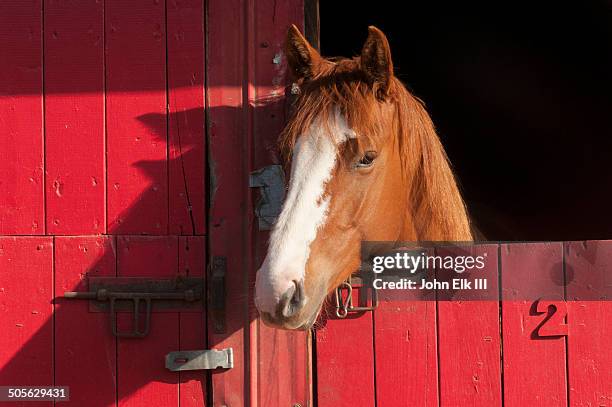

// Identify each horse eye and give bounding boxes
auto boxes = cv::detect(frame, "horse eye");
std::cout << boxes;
[356,150,378,168]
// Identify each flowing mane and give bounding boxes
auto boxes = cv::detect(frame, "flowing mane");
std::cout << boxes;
[280,57,472,242]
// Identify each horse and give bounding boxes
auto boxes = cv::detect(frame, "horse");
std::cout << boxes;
[254,25,472,330]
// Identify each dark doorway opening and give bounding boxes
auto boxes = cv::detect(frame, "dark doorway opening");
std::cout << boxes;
[318,2,612,240]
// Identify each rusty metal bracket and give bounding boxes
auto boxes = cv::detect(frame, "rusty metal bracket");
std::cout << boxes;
[209,256,227,334]
[64,276,203,338]
[249,165,286,230]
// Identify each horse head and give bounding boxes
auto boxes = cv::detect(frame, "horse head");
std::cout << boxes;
[255,25,472,329]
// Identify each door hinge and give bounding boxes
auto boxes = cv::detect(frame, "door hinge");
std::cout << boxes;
[165,348,234,371]
[209,256,227,334]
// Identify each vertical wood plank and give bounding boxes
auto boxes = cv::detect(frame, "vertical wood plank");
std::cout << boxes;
[565,241,612,406]
[44,0,105,234]
[316,287,376,407]
[247,1,309,406]
[54,236,116,406]
[179,312,206,407]
[207,0,249,404]
[106,0,167,234]
[374,284,438,406]
[178,236,207,406]
[116,236,178,406]
[437,244,502,407]
[0,1,44,234]
[178,236,205,277]
[0,237,53,406]
[501,242,567,406]
[167,0,205,236]
[255,323,309,406]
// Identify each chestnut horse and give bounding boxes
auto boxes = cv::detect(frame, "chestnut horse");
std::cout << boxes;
[255,25,472,330]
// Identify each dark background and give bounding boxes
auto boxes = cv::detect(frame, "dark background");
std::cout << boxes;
[319,1,612,240]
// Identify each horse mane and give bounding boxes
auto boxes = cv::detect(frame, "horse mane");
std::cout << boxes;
[395,81,473,241]
[280,58,472,241]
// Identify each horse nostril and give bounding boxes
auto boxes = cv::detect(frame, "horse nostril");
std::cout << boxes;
[279,280,305,318]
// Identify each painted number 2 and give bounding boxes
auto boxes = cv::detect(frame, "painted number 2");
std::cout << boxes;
[533,299,568,337]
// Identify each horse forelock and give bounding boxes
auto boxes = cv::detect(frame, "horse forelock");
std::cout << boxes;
[280,58,381,158]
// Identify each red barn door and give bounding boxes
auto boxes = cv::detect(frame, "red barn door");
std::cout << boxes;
[0,0,308,406]
[0,0,207,404]
[206,0,309,405]
[315,241,612,407]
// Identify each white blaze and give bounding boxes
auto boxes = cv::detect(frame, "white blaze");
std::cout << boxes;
[255,111,355,314]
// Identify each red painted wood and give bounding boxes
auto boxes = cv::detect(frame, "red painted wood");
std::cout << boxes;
[54,236,116,406]
[178,236,206,278]
[316,287,376,407]
[374,279,438,406]
[437,244,502,407]
[178,236,207,406]
[44,0,105,234]
[106,0,167,234]
[0,1,44,234]
[167,0,205,236]
[535,299,568,337]
[206,0,249,404]
[179,312,206,406]
[254,323,310,406]
[247,1,309,406]
[0,237,53,406]
[116,236,179,406]
[501,242,567,406]
[565,241,612,406]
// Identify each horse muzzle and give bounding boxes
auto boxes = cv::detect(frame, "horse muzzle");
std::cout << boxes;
[255,279,320,330]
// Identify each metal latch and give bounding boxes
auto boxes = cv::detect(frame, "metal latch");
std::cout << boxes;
[334,275,379,318]
[165,348,234,371]
[249,165,286,230]
[64,276,204,338]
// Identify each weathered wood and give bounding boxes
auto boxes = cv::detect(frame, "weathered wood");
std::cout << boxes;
[374,277,438,406]
[206,0,249,404]
[437,244,502,406]
[116,236,179,406]
[565,240,612,406]
[247,0,310,406]
[4,0,611,404]
[304,0,320,51]
[501,242,567,406]
[54,236,116,406]
[167,0,206,236]
[106,0,167,234]
[0,1,44,234]
[44,0,105,234]
[0,237,53,406]
[316,287,376,407]
[178,236,207,406]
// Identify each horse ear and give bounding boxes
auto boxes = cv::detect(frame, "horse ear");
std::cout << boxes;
[286,24,322,80]
[361,26,394,98]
